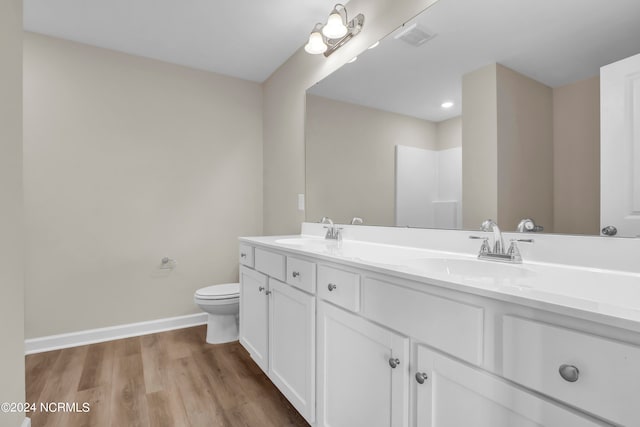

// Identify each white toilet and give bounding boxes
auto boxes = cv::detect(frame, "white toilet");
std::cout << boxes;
[194,283,240,344]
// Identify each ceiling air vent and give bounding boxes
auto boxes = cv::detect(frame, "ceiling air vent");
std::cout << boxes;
[394,23,436,47]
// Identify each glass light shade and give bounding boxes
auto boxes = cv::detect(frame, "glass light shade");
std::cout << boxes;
[305,31,327,54]
[322,12,348,39]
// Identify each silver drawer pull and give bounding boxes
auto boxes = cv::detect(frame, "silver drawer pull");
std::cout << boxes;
[415,372,428,384]
[559,364,580,382]
[240,253,247,258]
[292,271,300,278]
[258,286,265,292]
[327,283,337,291]
[388,358,400,369]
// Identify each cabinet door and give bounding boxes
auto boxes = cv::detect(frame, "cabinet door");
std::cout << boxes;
[317,301,409,427]
[268,279,315,423]
[239,266,269,372]
[414,346,607,427]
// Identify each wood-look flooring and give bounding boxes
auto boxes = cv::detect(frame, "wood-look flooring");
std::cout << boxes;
[25,325,310,427]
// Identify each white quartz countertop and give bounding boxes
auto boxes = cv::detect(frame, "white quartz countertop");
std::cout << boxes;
[240,234,640,332]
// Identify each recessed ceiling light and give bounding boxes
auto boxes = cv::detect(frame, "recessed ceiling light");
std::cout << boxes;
[348,56,358,63]
[368,41,380,49]
[441,101,454,109]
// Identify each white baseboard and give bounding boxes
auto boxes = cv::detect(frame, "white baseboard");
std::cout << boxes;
[21,417,31,427]
[24,312,207,354]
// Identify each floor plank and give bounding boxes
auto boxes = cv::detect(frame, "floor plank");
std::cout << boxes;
[29,345,89,427]
[110,353,150,427]
[25,350,61,404]
[78,341,115,392]
[25,325,310,427]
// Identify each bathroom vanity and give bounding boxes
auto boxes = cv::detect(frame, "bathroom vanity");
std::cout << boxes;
[238,223,640,427]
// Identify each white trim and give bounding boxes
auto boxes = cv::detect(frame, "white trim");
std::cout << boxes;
[24,312,207,354]
[21,417,31,427]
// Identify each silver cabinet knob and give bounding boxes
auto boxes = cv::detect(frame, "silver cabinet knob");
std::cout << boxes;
[265,290,272,296]
[388,358,400,369]
[559,364,580,382]
[240,253,247,258]
[258,286,265,292]
[328,283,337,291]
[602,225,617,236]
[292,271,300,278]
[415,372,428,384]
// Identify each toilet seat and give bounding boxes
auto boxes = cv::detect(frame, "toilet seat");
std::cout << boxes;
[195,283,239,300]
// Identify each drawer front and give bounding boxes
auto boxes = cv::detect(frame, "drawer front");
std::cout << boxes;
[503,316,640,426]
[317,265,360,312]
[363,277,483,365]
[239,244,254,267]
[286,256,316,294]
[254,248,285,281]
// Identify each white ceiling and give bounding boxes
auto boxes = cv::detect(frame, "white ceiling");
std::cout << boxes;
[309,0,640,122]
[24,0,338,82]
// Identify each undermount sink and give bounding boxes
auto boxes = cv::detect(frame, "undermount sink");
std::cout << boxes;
[406,258,536,281]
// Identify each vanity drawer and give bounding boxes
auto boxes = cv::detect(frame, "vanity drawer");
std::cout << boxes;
[317,265,360,312]
[503,316,640,426]
[286,256,316,294]
[254,248,285,281]
[239,244,254,267]
[362,277,484,365]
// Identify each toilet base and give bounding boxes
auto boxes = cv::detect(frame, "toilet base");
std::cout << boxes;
[205,313,239,344]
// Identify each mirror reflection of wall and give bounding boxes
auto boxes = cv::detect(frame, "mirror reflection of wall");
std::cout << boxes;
[306,94,461,227]
[306,0,640,236]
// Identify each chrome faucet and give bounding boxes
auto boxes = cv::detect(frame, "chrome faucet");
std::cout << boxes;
[481,219,505,254]
[470,219,533,263]
[517,218,544,232]
[321,217,342,241]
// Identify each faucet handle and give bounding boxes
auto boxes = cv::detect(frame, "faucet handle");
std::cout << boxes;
[507,238,533,262]
[470,235,491,254]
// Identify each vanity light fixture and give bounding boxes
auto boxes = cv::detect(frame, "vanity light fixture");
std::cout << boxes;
[347,56,358,63]
[304,23,328,55]
[304,4,365,57]
[368,40,380,50]
[441,101,454,109]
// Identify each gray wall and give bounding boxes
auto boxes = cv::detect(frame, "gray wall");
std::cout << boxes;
[553,76,600,235]
[496,64,554,232]
[462,64,555,232]
[462,64,499,229]
[0,0,26,425]
[23,33,264,338]
[305,95,438,225]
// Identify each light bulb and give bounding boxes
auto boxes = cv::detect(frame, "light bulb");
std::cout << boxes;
[441,101,454,109]
[348,56,358,63]
[305,31,327,54]
[368,41,380,50]
[323,11,348,39]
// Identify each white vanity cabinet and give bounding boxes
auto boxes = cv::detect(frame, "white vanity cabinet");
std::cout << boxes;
[268,278,316,422]
[240,238,636,427]
[239,248,316,423]
[413,345,606,427]
[239,266,269,372]
[317,301,409,427]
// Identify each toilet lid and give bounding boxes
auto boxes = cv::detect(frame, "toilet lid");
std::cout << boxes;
[195,283,239,299]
